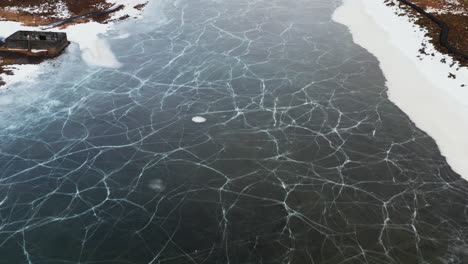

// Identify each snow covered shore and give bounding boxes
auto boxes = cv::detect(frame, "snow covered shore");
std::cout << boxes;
[0,0,148,88]
[333,0,468,179]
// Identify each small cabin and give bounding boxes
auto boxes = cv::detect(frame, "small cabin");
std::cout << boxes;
[3,31,69,57]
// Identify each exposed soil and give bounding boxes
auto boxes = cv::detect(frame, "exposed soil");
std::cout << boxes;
[0,0,112,21]
[0,0,115,27]
[386,0,468,66]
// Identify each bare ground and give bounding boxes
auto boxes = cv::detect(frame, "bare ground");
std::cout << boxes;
[386,0,468,66]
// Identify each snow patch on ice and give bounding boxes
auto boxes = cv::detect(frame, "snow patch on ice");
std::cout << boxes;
[148,179,166,192]
[81,38,121,68]
[192,116,207,123]
[60,22,122,68]
[112,32,131,39]
[0,63,50,89]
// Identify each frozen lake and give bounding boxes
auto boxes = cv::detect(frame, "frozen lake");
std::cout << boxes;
[0,0,467,263]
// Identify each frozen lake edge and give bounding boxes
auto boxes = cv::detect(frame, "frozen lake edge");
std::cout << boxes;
[333,0,468,180]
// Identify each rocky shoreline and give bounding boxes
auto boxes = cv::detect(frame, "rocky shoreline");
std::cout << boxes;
[385,0,467,67]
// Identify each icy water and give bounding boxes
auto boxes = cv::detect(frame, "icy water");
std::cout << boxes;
[1,0,468,263]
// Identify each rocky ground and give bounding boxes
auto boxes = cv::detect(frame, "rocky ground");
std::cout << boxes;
[0,0,148,87]
[386,0,468,66]
[0,0,125,26]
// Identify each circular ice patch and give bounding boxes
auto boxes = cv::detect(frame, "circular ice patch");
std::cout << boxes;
[192,116,207,123]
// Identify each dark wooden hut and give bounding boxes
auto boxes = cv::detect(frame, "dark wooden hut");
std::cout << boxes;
[3,31,69,57]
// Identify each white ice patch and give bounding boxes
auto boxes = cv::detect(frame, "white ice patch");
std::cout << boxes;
[57,22,122,68]
[333,0,468,179]
[80,37,122,68]
[112,32,131,39]
[192,116,207,123]
[148,179,166,192]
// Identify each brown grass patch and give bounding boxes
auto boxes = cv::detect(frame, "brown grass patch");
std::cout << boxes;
[387,0,468,66]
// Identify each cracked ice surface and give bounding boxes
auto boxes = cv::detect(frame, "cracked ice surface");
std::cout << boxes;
[1,0,468,263]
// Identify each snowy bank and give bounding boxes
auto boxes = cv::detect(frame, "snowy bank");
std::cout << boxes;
[0,63,49,89]
[0,0,148,88]
[333,0,468,179]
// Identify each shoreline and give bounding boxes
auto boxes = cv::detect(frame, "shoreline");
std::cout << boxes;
[333,0,468,179]
[392,0,468,63]
[0,0,148,88]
